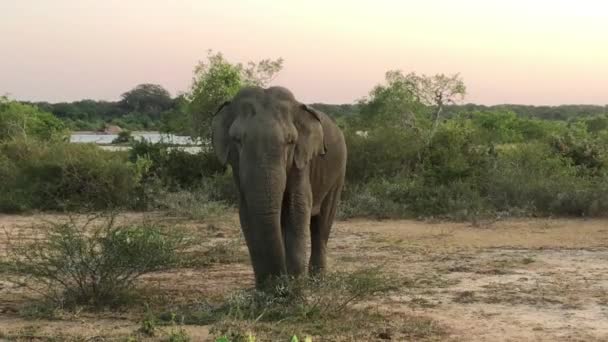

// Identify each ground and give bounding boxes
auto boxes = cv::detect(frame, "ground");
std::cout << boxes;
[1,213,607,341]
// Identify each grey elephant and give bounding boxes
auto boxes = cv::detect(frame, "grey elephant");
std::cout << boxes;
[211,86,347,288]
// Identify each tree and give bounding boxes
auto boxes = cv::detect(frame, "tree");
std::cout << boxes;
[414,73,466,142]
[354,71,466,139]
[186,50,283,139]
[120,84,173,118]
[0,96,68,141]
[355,70,423,130]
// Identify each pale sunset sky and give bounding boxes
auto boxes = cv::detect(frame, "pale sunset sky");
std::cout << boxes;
[1,0,606,105]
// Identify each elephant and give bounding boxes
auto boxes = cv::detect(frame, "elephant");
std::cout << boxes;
[211,86,347,289]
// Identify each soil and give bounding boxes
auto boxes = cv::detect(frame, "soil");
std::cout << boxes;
[1,213,607,341]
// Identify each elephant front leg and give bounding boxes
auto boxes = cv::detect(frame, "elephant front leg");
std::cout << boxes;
[282,187,312,277]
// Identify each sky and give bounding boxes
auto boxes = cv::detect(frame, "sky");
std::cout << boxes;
[0,0,607,105]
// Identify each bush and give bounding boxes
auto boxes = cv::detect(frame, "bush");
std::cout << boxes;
[0,97,68,142]
[0,139,147,212]
[112,130,133,144]
[129,139,225,189]
[6,215,189,308]
[340,176,487,220]
[345,126,423,184]
[487,143,608,216]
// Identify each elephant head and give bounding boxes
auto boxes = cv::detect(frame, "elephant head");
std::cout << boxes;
[211,86,326,286]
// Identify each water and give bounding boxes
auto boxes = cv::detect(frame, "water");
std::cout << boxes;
[70,132,197,145]
[70,132,206,153]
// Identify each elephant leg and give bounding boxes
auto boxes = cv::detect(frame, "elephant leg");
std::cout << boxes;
[309,182,342,275]
[237,185,287,289]
[282,191,311,277]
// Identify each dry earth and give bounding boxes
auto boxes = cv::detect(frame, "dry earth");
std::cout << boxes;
[1,213,607,341]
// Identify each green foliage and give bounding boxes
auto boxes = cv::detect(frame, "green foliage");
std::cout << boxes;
[0,139,146,212]
[187,50,283,139]
[6,215,189,308]
[341,72,608,219]
[128,139,226,189]
[0,97,68,141]
[344,126,423,183]
[112,130,133,144]
[120,83,173,117]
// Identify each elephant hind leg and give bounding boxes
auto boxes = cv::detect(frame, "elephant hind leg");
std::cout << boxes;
[309,182,342,275]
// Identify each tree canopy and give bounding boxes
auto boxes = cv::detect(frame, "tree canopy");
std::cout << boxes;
[0,96,67,141]
[186,50,283,139]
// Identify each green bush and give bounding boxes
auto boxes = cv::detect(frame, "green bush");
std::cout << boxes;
[129,139,225,189]
[6,215,189,307]
[0,139,146,212]
[112,130,133,144]
[0,98,68,142]
[340,113,608,219]
[345,126,423,183]
[487,143,608,216]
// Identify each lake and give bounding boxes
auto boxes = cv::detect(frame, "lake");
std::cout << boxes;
[70,132,197,145]
[70,132,206,152]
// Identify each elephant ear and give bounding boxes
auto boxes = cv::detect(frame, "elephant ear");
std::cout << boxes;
[294,104,326,169]
[211,101,234,165]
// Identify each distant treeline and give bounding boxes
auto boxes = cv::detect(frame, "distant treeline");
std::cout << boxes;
[24,84,182,132]
[445,104,607,121]
[25,92,606,134]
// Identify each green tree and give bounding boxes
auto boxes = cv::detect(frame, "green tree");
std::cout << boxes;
[414,73,466,142]
[355,70,423,130]
[0,96,67,141]
[354,71,465,134]
[120,84,173,118]
[186,50,283,139]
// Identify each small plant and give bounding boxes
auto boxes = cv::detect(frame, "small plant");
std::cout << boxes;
[167,328,190,342]
[138,305,158,337]
[112,130,133,144]
[6,213,190,308]
[166,312,191,342]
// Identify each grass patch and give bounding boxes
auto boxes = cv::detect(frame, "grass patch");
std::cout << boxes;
[157,268,425,340]
[154,189,231,221]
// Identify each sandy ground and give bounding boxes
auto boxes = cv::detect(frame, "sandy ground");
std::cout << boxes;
[0,213,607,341]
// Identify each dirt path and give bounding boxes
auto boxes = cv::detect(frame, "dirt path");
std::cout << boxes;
[1,214,607,341]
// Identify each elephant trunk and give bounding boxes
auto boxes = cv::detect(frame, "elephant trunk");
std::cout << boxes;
[240,162,288,288]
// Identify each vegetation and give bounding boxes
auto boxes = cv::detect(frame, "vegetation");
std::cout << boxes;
[185,50,283,139]
[5,215,189,308]
[2,52,608,219]
[0,96,68,141]
[0,138,148,212]
[160,268,401,340]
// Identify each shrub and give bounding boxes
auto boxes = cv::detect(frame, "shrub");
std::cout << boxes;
[0,139,146,212]
[0,98,68,142]
[6,214,190,308]
[112,130,133,144]
[345,126,423,184]
[487,143,608,216]
[129,139,225,189]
